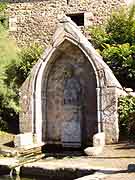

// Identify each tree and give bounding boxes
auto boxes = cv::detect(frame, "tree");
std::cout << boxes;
[88,6,135,90]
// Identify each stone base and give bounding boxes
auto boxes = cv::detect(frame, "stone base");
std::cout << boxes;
[14,133,33,147]
[93,132,105,147]
[84,146,103,156]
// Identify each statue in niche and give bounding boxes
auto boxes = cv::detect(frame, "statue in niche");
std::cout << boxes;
[62,64,82,147]
[64,64,82,107]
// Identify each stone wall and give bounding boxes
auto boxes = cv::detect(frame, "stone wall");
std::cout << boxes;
[7,0,126,47]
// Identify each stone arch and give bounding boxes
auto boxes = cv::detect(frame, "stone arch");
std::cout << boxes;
[33,37,101,146]
[19,16,123,146]
[40,40,98,147]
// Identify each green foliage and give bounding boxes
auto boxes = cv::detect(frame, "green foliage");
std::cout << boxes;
[118,96,135,140]
[18,43,43,83]
[89,6,135,47]
[0,43,43,132]
[88,26,110,50]
[5,43,43,89]
[0,118,8,131]
[101,43,135,88]
[106,7,135,44]
[0,3,19,131]
[0,3,7,12]
[88,6,135,89]
[0,3,43,132]
[0,2,8,28]
[89,7,135,140]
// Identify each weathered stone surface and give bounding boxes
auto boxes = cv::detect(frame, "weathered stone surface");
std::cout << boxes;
[20,16,124,146]
[19,60,41,134]
[7,0,126,47]
[45,41,97,146]
[84,146,103,156]
[100,87,119,144]
[93,132,105,147]
[14,133,33,147]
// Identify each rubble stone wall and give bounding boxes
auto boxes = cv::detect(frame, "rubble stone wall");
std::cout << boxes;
[7,0,126,47]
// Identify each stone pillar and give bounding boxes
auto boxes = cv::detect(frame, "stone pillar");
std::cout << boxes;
[100,87,119,144]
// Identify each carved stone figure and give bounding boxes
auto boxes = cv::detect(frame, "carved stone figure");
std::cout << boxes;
[62,64,82,147]
[64,64,82,107]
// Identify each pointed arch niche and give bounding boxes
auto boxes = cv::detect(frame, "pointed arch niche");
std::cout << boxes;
[20,17,123,147]
[40,40,98,147]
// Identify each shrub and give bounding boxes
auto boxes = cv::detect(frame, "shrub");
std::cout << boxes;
[5,43,44,89]
[118,95,135,140]
[106,7,135,45]
[0,118,8,131]
[128,112,135,140]
[0,2,7,12]
[0,43,43,133]
[101,43,135,88]
[88,6,135,90]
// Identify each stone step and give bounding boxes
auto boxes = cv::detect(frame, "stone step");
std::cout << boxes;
[0,143,44,157]
[10,154,45,169]
[17,151,42,160]
[17,147,42,157]
[18,153,43,163]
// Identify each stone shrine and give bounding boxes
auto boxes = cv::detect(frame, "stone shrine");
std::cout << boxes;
[19,16,124,147]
